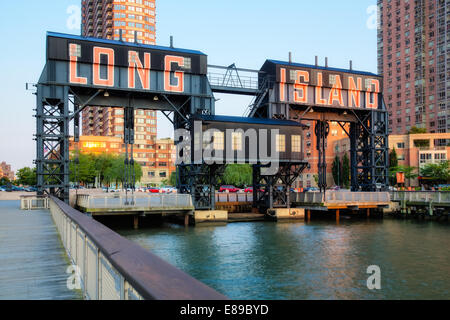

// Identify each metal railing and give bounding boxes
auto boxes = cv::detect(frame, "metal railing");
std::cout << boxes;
[293,191,390,204]
[207,72,259,90]
[215,192,253,203]
[49,196,227,300]
[391,191,450,204]
[76,193,194,210]
[20,195,49,210]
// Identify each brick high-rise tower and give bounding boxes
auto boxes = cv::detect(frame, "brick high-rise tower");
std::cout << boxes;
[82,0,156,44]
[377,0,449,135]
[80,0,160,186]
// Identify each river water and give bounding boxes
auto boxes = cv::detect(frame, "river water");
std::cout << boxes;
[116,219,450,300]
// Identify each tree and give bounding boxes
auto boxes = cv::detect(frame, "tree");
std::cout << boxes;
[389,148,398,169]
[389,148,399,185]
[342,153,350,188]
[104,156,143,188]
[390,165,418,186]
[220,164,253,187]
[332,156,342,187]
[0,176,10,186]
[420,161,450,185]
[408,126,427,134]
[16,167,37,186]
[69,152,142,188]
[168,171,177,186]
[70,152,96,186]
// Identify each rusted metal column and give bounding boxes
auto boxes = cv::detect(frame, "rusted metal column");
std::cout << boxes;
[307,210,311,222]
[184,214,190,227]
[367,208,370,218]
[336,209,340,223]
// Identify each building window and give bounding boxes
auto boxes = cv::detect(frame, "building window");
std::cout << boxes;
[276,135,286,152]
[292,135,301,152]
[213,132,224,150]
[397,142,405,149]
[232,132,242,151]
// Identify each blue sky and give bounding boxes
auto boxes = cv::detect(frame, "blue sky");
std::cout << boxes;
[0,0,378,171]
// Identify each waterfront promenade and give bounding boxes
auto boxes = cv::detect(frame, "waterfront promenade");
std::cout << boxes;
[0,201,82,300]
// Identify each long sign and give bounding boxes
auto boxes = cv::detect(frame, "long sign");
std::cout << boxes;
[275,64,382,109]
[46,33,208,93]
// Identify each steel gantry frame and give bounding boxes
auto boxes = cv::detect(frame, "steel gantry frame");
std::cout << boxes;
[35,85,71,203]
[36,32,389,211]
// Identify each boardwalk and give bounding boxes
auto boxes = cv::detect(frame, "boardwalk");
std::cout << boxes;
[0,201,82,300]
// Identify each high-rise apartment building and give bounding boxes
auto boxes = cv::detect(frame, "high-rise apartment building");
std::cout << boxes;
[378,0,449,135]
[81,0,156,44]
[80,0,161,186]
[0,162,15,181]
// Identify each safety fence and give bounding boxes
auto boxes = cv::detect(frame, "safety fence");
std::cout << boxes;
[215,192,253,203]
[293,191,390,204]
[49,196,226,300]
[391,191,450,204]
[20,195,49,210]
[76,193,194,210]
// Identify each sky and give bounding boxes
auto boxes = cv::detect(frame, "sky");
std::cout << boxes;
[0,0,378,172]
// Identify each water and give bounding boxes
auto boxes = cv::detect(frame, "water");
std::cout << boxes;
[116,219,450,300]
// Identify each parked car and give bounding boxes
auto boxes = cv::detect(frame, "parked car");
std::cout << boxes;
[0,187,6,192]
[219,185,239,193]
[161,186,177,194]
[328,186,341,191]
[147,187,161,194]
[244,187,264,193]
[305,187,320,192]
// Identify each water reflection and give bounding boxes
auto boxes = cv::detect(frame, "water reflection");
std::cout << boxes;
[117,219,450,300]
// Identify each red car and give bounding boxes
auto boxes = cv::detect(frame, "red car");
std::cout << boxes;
[147,187,162,193]
[219,185,239,193]
[244,187,265,193]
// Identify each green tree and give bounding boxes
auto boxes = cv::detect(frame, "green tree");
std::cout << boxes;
[389,148,399,185]
[389,148,398,168]
[220,164,252,188]
[105,156,143,188]
[16,167,37,186]
[390,165,418,185]
[313,174,319,186]
[332,156,342,186]
[0,176,10,186]
[420,161,450,185]
[408,126,427,134]
[70,152,96,186]
[168,170,177,186]
[93,153,116,187]
[342,153,350,188]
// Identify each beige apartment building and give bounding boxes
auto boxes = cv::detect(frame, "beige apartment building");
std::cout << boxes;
[389,132,450,186]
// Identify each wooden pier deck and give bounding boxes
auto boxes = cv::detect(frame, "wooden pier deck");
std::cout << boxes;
[0,201,82,300]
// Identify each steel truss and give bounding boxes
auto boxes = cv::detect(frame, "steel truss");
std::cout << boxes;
[350,110,389,191]
[177,164,226,210]
[35,85,70,203]
[253,162,308,212]
[315,120,330,193]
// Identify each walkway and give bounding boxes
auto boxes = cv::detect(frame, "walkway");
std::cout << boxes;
[0,201,82,300]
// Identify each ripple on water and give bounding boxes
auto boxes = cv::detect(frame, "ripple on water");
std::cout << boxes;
[117,220,450,300]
